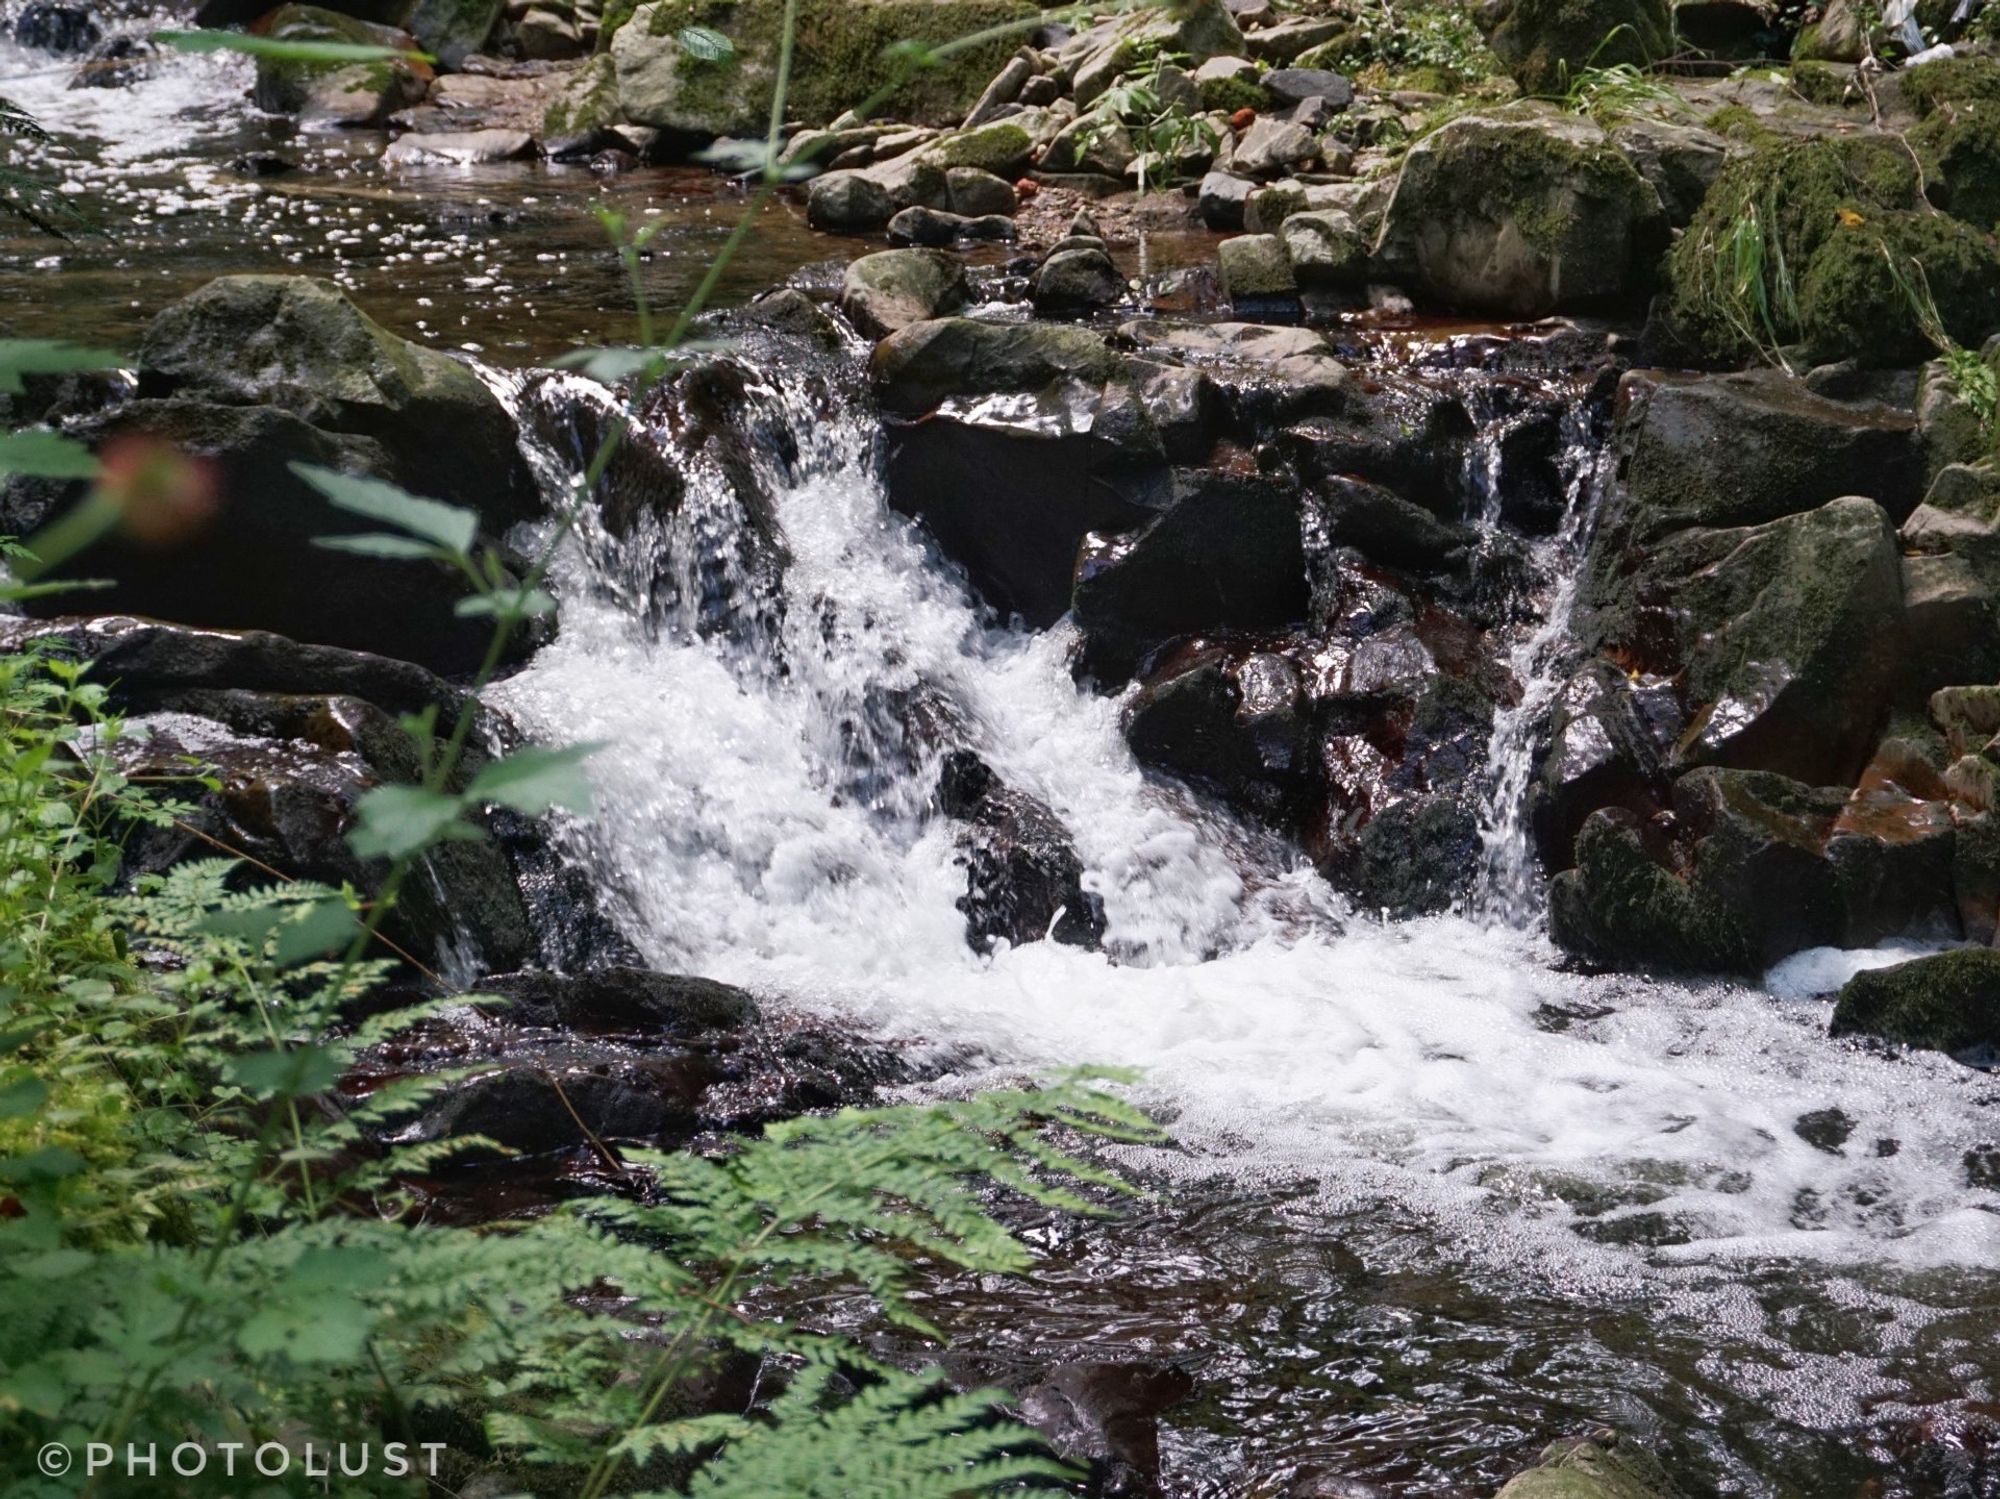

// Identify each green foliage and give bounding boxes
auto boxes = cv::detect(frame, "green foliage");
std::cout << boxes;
[1305,0,1498,92]
[156,29,435,66]
[1076,50,1219,193]
[1559,60,1681,123]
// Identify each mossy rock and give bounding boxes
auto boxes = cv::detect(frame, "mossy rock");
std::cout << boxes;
[920,121,1033,176]
[1476,0,1671,96]
[407,0,503,63]
[1902,55,2000,118]
[1913,103,2000,234]
[1198,72,1271,113]
[543,51,621,139]
[1790,60,1857,107]
[250,5,426,115]
[1652,132,1999,367]
[1831,947,2000,1054]
[1496,1434,1687,1499]
[609,0,1039,133]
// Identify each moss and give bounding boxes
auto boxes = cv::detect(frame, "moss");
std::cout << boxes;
[1790,60,1857,107]
[1549,810,1754,973]
[1913,104,2000,233]
[1656,134,1932,366]
[1902,55,2000,118]
[920,121,1031,174]
[543,52,620,137]
[1830,947,2000,1053]
[1197,73,1271,114]
[1703,102,1777,141]
[1796,209,2000,366]
[1481,0,1671,96]
[618,0,1037,131]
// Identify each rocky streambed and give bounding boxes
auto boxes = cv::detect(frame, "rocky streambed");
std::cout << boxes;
[6,0,2000,1494]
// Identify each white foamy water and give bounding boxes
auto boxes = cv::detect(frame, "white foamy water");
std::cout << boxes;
[490,355,2000,1305]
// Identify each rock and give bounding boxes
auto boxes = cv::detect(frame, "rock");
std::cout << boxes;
[1527,661,1676,867]
[1477,0,1672,94]
[1902,550,2000,698]
[514,6,584,60]
[476,968,758,1032]
[1651,497,1906,786]
[1244,16,1350,63]
[1124,646,1315,824]
[1231,116,1318,176]
[382,128,536,165]
[1121,318,1352,421]
[921,120,1035,177]
[13,3,101,53]
[840,248,971,338]
[1018,1361,1193,1494]
[1904,462,2000,619]
[1831,948,2000,1057]
[541,52,623,145]
[805,169,898,231]
[1217,232,1299,312]
[1194,54,1269,113]
[251,6,429,127]
[886,206,1014,244]
[1031,246,1125,314]
[1608,117,1728,227]
[1041,115,1137,178]
[1793,0,1866,61]
[938,751,1106,950]
[870,317,1125,416]
[1309,474,1470,572]
[0,401,526,676]
[945,165,1018,216]
[1280,208,1370,289]
[1602,370,1924,542]
[1067,0,1244,107]
[1198,169,1256,229]
[605,0,1039,133]
[1495,1433,1686,1499]
[415,1049,705,1155]
[1074,469,1310,681]
[962,53,1033,127]
[1373,105,1665,317]
[408,0,504,65]
[137,275,540,527]
[1261,67,1353,111]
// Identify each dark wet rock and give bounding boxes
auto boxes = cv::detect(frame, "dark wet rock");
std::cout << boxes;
[1019,1361,1194,1496]
[886,205,1016,245]
[1526,661,1677,867]
[1074,469,1309,682]
[884,392,1154,627]
[840,248,970,339]
[0,400,525,675]
[14,3,100,53]
[870,318,1125,416]
[1794,1106,1857,1154]
[938,751,1106,951]
[1476,0,1671,94]
[739,286,841,341]
[1372,106,1666,317]
[1283,377,1479,507]
[1308,474,1470,574]
[252,6,430,127]
[1616,371,1920,537]
[1118,320,1352,425]
[1831,948,2000,1059]
[945,165,1018,216]
[1495,1431,1686,1499]
[1631,497,1904,787]
[806,153,951,232]
[139,275,540,527]
[476,968,758,1032]
[1321,787,1484,918]
[410,0,505,66]
[1901,549,2000,702]
[1031,245,1125,314]
[1198,169,1255,230]
[1551,765,1958,975]
[1124,646,1313,825]
[413,1047,708,1155]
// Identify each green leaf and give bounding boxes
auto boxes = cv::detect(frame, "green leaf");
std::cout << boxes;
[155,29,434,65]
[236,1248,392,1364]
[0,1070,48,1120]
[0,339,124,395]
[313,533,450,561]
[677,24,735,60]
[454,586,556,620]
[291,464,477,555]
[226,1045,346,1099]
[0,430,100,480]
[273,898,358,967]
[464,742,604,816]
[348,782,472,860]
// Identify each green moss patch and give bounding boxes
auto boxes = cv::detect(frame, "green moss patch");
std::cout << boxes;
[1831,947,2000,1053]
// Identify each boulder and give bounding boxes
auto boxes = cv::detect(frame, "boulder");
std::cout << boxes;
[1230,116,1317,177]
[476,968,758,1032]
[250,6,429,126]
[1608,117,1728,227]
[840,248,970,338]
[869,318,1125,416]
[1217,232,1299,312]
[945,165,1018,216]
[1260,67,1352,111]
[1373,106,1665,317]
[1073,469,1310,681]
[1123,646,1315,825]
[1280,208,1371,289]
[1198,169,1256,229]
[1031,246,1125,315]
[886,206,1015,245]
[1526,661,1678,867]
[606,0,1038,132]
[407,0,504,65]
[137,275,540,526]
[1831,948,2000,1057]
[938,751,1106,950]
[805,150,951,232]
[1066,0,1244,108]
[921,120,1034,177]
[382,128,536,166]
[1017,1361,1193,1498]
[1476,0,1672,94]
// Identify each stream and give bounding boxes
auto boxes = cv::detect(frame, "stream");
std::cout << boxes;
[6,16,2000,1497]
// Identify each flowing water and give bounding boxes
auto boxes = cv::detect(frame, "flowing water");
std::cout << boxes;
[489,349,2000,1497]
[9,23,2000,1495]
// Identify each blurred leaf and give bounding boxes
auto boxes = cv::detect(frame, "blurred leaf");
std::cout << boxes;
[677,24,735,61]
[0,1070,48,1121]
[348,783,472,861]
[291,465,477,555]
[455,586,556,620]
[0,431,100,480]
[0,340,124,395]
[464,742,603,816]
[313,533,450,561]
[226,1045,346,1099]
[155,29,434,65]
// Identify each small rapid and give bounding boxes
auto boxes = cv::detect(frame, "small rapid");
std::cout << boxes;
[489,335,2000,1490]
